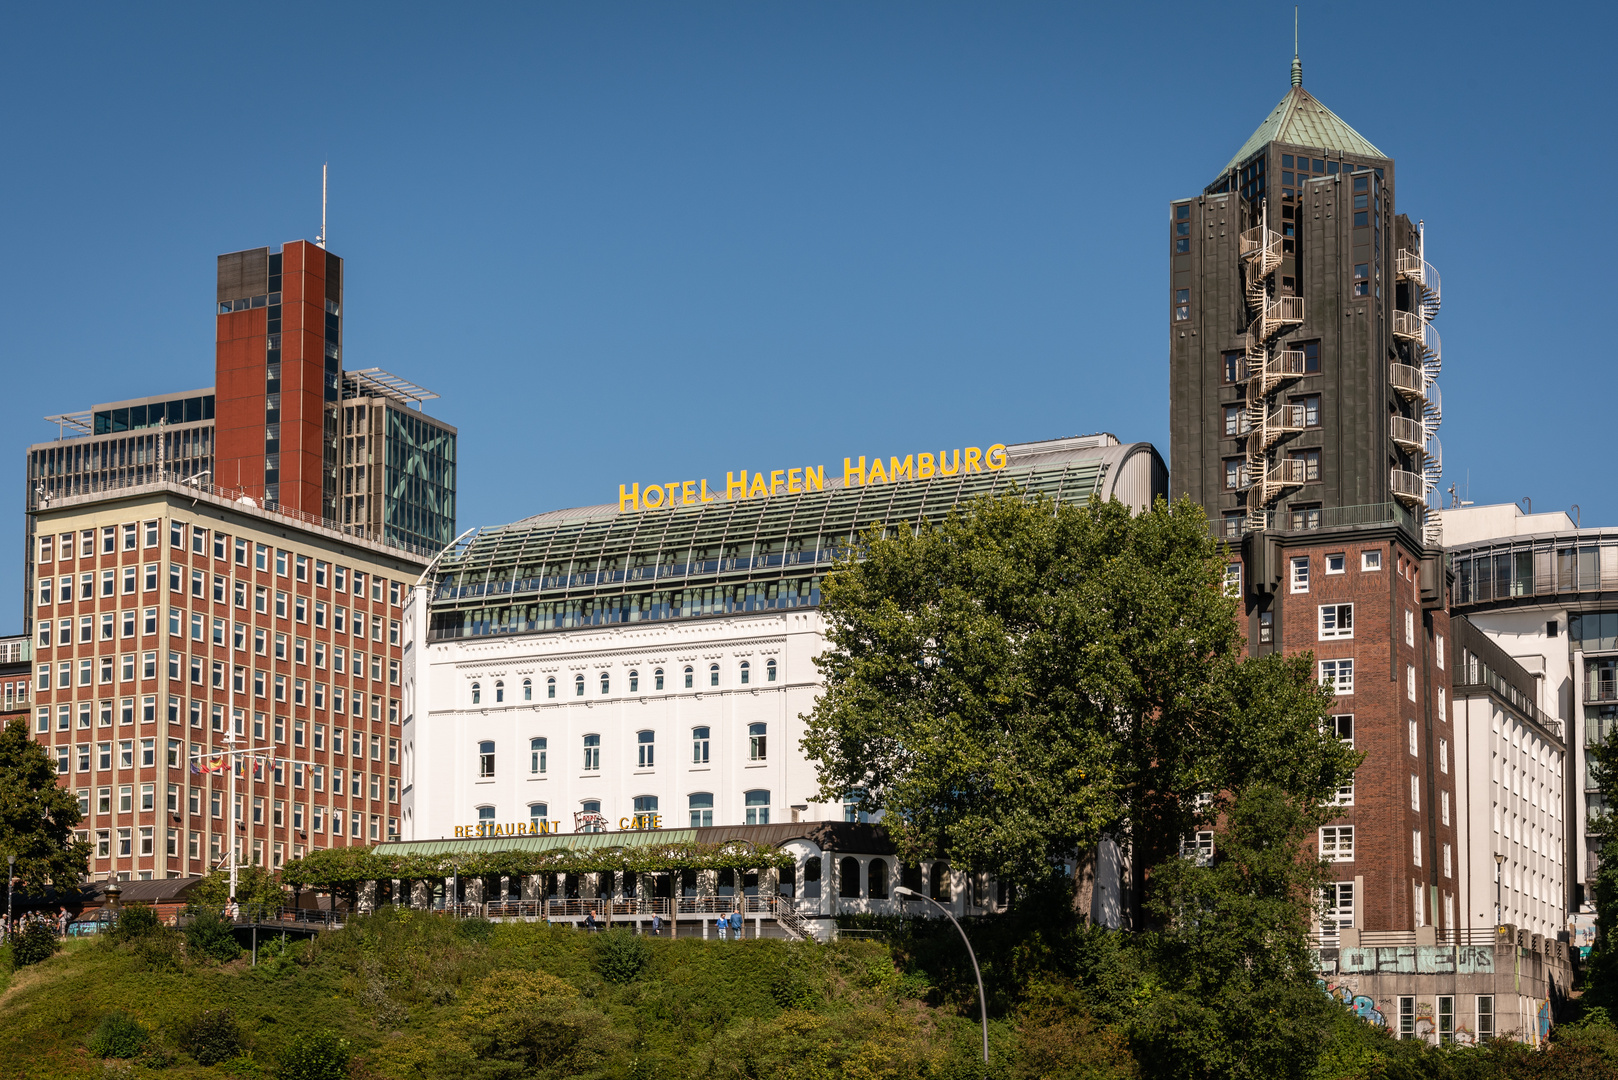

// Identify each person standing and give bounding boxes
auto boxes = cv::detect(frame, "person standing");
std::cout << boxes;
[716,915,727,941]
[729,908,743,941]
[651,913,662,936]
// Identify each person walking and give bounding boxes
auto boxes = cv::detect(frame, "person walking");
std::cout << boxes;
[716,914,727,941]
[728,908,743,941]
[651,913,662,936]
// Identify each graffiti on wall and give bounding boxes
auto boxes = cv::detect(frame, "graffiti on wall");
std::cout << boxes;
[1319,979,1387,1028]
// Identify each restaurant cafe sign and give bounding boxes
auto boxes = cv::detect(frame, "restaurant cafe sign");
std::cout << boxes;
[452,811,665,839]
[617,442,1009,512]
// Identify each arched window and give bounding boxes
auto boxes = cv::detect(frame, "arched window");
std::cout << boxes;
[529,802,548,829]
[692,726,710,764]
[749,723,767,761]
[471,682,481,705]
[868,859,889,899]
[688,792,713,828]
[477,805,495,825]
[839,856,862,898]
[802,856,822,900]
[745,789,770,825]
[628,669,639,693]
[530,737,547,774]
[600,671,610,695]
[494,680,504,703]
[637,730,655,768]
[654,667,665,691]
[901,863,923,893]
[683,665,693,689]
[580,799,602,833]
[779,862,796,899]
[709,663,719,687]
[717,868,735,897]
[766,658,777,682]
[582,734,600,771]
[522,678,532,702]
[546,676,556,699]
[929,862,951,901]
[739,660,750,685]
[478,740,495,778]
[574,674,585,697]
[632,795,658,828]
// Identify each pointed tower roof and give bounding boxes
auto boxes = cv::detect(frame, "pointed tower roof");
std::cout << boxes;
[1220,85,1385,174]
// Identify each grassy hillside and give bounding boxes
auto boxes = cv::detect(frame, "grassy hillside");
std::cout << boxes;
[0,911,1044,1080]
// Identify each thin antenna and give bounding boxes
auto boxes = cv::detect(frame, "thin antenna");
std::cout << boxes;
[1291,8,1303,87]
[316,162,328,249]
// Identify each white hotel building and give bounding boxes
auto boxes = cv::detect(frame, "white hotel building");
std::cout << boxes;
[398,434,1166,857]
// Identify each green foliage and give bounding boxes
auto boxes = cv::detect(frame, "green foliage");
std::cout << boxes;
[596,926,652,983]
[192,864,287,913]
[108,901,162,941]
[457,968,593,1069]
[87,1010,149,1058]
[186,1007,248,1065]
[453,915,495,942]
[0,716,91,890]
[276,1028,350,1080]
[1585,733,1618,1009]
[802,491,1354,895]
[185,906,243,962]
[10,918,58,967]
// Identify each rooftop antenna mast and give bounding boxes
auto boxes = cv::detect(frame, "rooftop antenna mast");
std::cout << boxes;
[1291,7,1302,87]
[315,162,328,249]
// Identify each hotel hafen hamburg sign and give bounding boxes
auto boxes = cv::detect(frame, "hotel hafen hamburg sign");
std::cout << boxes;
[618,443,1010,512]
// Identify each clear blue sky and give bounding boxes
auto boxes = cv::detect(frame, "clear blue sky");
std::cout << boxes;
[2,3,1612,624]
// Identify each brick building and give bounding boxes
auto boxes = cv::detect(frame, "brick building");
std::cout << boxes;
[26,237,446,882]
[1,634,30,726]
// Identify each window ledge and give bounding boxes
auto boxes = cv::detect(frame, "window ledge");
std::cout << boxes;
[745,762,768,769]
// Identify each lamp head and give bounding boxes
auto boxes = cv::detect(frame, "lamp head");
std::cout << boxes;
[892,886,920,900]
[1495,853,1506,865]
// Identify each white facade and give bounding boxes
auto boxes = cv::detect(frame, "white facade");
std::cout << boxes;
[403,590,843,840]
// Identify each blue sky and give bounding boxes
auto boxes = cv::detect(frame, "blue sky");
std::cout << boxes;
[2,3,1612,622]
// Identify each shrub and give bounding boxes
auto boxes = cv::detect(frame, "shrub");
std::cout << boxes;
[109,902,162,942]
[10,920,58,967]
[595,927,652,984]
[276,1028,351,1080]
[454,917,494,943]
[87,1011,149,1058]
[185,907,243,962]
[134,930,183,972]
[186,1008,247,1065]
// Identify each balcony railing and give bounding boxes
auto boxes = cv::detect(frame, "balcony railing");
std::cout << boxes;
[1268,458,1308,486]
[1392,309,1423,341]
[1390,362,1425,396]
[1391,468,1425,501]
[1265,296,1304,326]
[1389,415,1426,451]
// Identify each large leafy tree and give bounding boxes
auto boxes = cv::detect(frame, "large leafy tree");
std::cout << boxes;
[0,716,91,889]
[801,492,1354,914]
[1584,731,1618,1007]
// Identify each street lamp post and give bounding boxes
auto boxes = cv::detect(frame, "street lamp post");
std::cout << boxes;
[6,854,14,944]
[1494,852,1506,927]
[894,885,988,1066]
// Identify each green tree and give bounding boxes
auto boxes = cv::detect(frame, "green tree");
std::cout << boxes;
[190,865,286,913]
[801,492,1354,906]
[0,717,90,890]
[1585,732,1618,1007]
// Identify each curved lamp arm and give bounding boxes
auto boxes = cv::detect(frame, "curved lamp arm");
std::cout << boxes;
[893,886,988,1064]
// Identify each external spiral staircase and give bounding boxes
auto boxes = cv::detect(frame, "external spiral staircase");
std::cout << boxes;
[1238,201,1306,531]
[1391,226,1443,544]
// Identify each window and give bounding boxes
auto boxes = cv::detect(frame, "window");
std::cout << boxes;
[749,722,767,761]
[1320,882,1354,942]
[494,680,504,703]
[1477,996,1494,1041]
[1408,719,1419,756]
[529,803,548,830]
[521,677,531,701]
[1287,448,1320,482]
[1223,457,1246,491]
[1223,563,1241,597]
[530,737,547,774]
[1223,404,1248,437]
[1410,775,1420,811]
[1441,789,1450,826]
[1443,843,1452,879]
[1318,604,1353,640]
[1436,635,1445,670]
[582,734,601,771]
[1290,557,1310,593]
[580,799,603,833]
[654,668,665,690]
[766,659,777,682]
[1404,609,1415,647]
[739,660,750,685]
[1174,287,1190,322]
[574,674,584,697]
[689,792,714,828]
[1439,739,1448,774]
[471,682,480,705]
[478,741,494,778]
[1407,663,1417,702]
[1319,825,1354,861]
[600,671,609,695]
[1412,830,1422,867]
[690,725,711,765]
[545,676,555,699]
[637,730,655,768]
[683,665,694,688]
[1323,553,1345,575]
[628,670,638,693]
[1320,659,1353,695]
[844,790,869,824]
[1222,350,1244,384]
[745,789,770,825]
[709,663,719,687]
[1362,550,1382,572]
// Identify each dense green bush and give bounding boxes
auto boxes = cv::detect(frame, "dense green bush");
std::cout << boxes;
[453,916,494,943]
[10,919,58,967]
[108,902,162,942]
[185,907,243,962]
[276,1028,350,1080]
[87,1011,148,1058]
[186,1007,247,1065]
[595,926,652,983]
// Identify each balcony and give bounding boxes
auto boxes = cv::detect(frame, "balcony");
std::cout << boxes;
[1389,415,1426,452]
[1392,309,1423,342]
[1265,295,1304,327]
[1396,249,1442,316]
[1390,362,1425,398]
[1391,468,1425,504]
[1268,458,1308,486]
[1245,348,1308,394]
